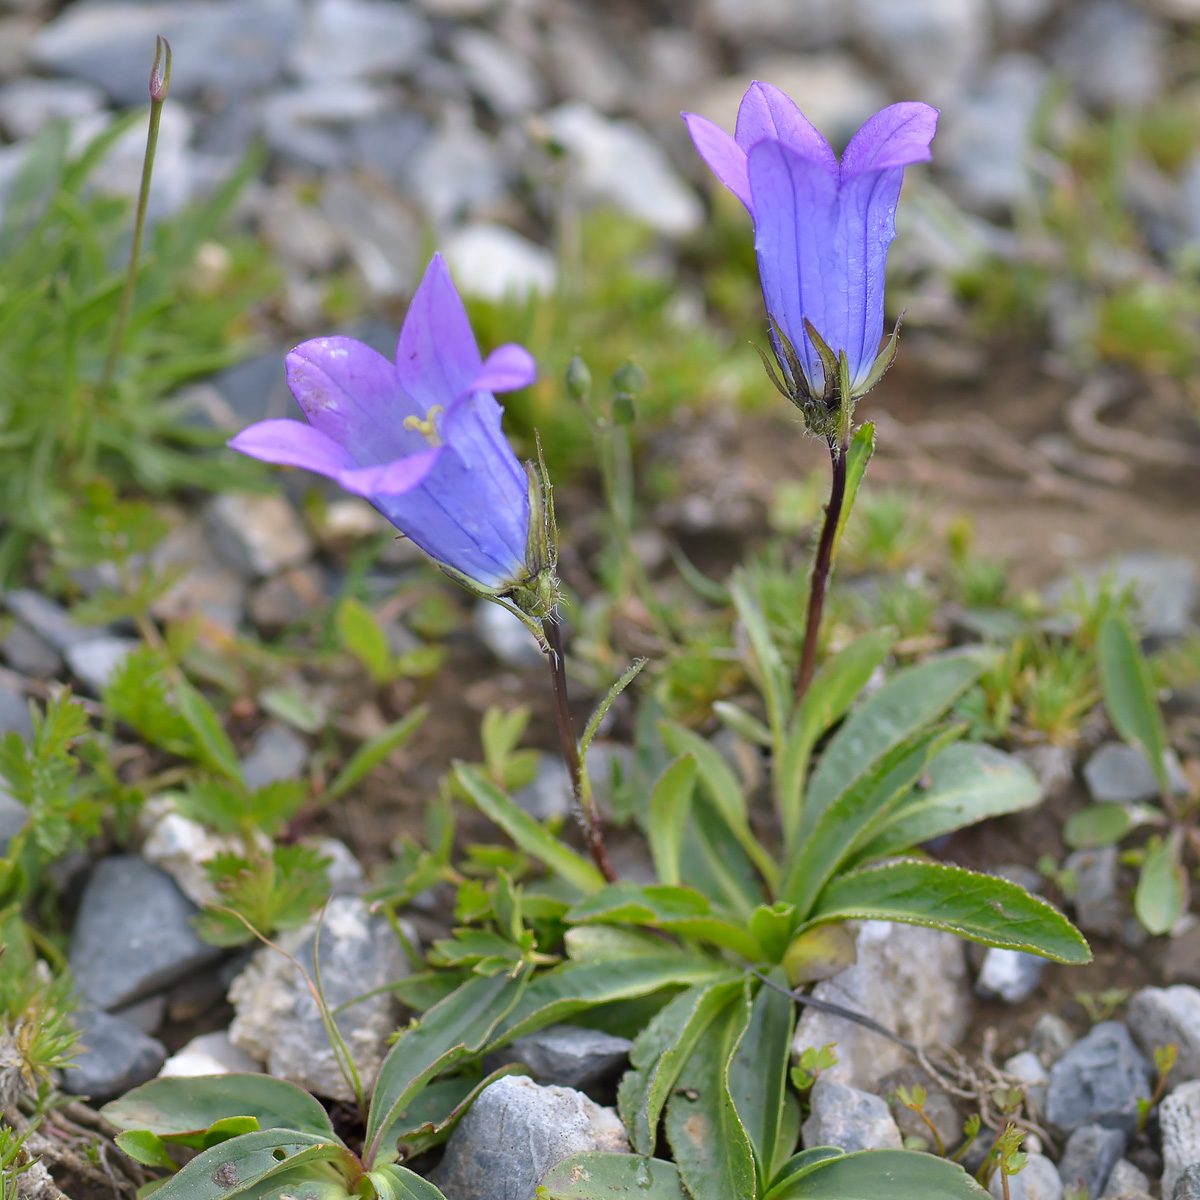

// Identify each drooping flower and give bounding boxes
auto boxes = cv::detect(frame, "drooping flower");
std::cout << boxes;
[683,85,938,436]
[229,254,558,621]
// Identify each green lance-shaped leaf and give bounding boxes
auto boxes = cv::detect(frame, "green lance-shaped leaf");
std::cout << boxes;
[101,1073,338,1142]
[453,762,605,895]
[765,1148,990,1200]
[538,1153,688,1199]
[850,742,1041,864]
[1064,801,1163,850]
[1136,827,1189,936]
[830,422,875,564]
[1098,612,1171,796]
[663,982,757,1200]
[730,570,791,742]
[647,754,697,887]
[224,1166,355,1200]
[806,859,1091,964]
[326,706,427,802]
[802,655,980,839]
[367,1163,449,1200]
[580,658,647,761]
[679,791,767,918]
[176,677,244,785]
[365,968,528,1166]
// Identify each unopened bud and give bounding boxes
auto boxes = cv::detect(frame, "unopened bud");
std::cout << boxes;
[150,35,172,102]
[611,360,645,397]
[565,354,592,402]
[611,393,636,426]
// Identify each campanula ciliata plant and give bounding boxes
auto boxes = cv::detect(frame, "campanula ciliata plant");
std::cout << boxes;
[229,254,559,632]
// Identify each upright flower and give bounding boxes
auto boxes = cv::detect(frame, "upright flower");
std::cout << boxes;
[228,254,558,628]
[683,85,938,437]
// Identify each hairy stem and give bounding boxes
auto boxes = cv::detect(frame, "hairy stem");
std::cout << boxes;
[96,36,171,406]
[542,613,617,882]
[796,435,848,701]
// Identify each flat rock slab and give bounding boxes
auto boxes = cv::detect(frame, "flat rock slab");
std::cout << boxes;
[1046,1021,1151,1135]
[68,855,222,1011]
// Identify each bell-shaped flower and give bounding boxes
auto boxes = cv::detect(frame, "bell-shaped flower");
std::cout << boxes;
[229,254,555,610]
[683,85,937,432]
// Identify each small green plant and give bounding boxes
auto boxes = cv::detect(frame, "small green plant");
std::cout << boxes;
[840,490,927,574]
[1137,1043,1178,1132]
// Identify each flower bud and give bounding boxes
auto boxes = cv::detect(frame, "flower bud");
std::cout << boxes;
[611,393,636,426]
[564,354,592,402]
[149,36,172,102]
[611,360,645,397]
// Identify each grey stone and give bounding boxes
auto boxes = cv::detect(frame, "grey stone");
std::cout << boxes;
[241,723,309,790]
[1045,1021,1151,1135]
[1004,1050,1049,1115]
[1084,742,1190,804]
[499,1025,632,1090]
[348,109,429,186]
[801,1078,903,1153]
[975,947,1046,1004]
[988,1153,1062,1200]
[1176,1163,1200,1199]
[1014,743,1074,801]
[0,682,32,739]
[0,78,104,140]
[1057,1124,1126,1198]
[308,837,364,896]
[150,520,247,635]
[289,0,430,83]
[792,921,970,1092]
[228,896,410,1101]
[30,0,301,106]
[513,755,573,822]
[65,636,138,694]
[940,54,1047,211]
[474,599,543,670]
[1163,1081,1200,1197]
[1053,1,1165,111]
[1128,986,1200,1082]
[450,28,544,117]
[5,590,104,651]
[62,1009,167,1103]
[429,1075,628,1200]
[544,103,704,238]
[0,787,26,856]
[206,492,313,580]
[1065,846,1122,936]
[1052,553,1198,640]
[68,856,222,1011]
[701,0,848,45]
[443,223,556,303]
[407,110,507,226]
[113,993,166,1036]
[544,21,631,115]
[1029,1014,1077,1066]
[879,1066,962,1151]
[1,622,62,678]
[850,0,990,104]
[260,82,390,171]
[160,1031,262,1078]
[321,171,422,299]
[1101,1158,1151,1198]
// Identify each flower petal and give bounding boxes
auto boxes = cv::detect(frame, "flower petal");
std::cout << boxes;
[395,253,483,415]
[747,138,842,391]
[228,418,357,476]
[336,447,444,497]
[735,81,838,176]
[839,102,938,180]
[467,343,537,397]
[682,112,752,211]
[286,337,425,466]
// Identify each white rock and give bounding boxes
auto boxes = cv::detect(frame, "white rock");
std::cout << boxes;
[309,837,365,895]
[544,21,630,115]
[444,223,556,302]
[988,1152,1063,1200]
[1100,1157,1151,1198]
[206,492,313,579]
[1161,1079,1200,1198]
[0,78,105,140]
[792,921,970,1091]
[289,0,430,83]
[474,599,544,669]
[321,171,422,298]
[1005,1050,1049,1115]
[544,102,703,238]
[1128,986,1200,1082]
[141,805,264,907]
[65,637,138,694]
[975,947,1046,1005]
[801,1078,903,1152]
[160,1031,262,1077]
[261,83,390,170]
[408,111,507,226]
[451,27,544,117]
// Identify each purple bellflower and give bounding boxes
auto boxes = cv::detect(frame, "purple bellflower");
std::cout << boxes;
[683,85,938,438]
[228,254,559,629]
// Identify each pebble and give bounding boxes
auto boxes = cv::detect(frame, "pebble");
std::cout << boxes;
[159,1031,262,1078]
[30,0,302,106]
[543,102,704,238]
[150,520,248,635]
[1057,1124,1127,1198]
[801,1078,903,1152]
[228,896,410,1101]
[1162,1081,1200,1197]
[1053,0,1166,111]
[474,599,544,670]
[1101,1158,1151,1198]
[61,1009,167,1103]
[1,621,62,678]
[1084,742,1189,803]
[1045,1021,1151,1135]
[1047,553,1197,641]
[443,222,557,302]
[64,636,138,694]
[68,856,223,1011]
[497,1024,633,1089]
[320,170,422,298]
[407,110,507,227]
[792,921,970,1092]
[988,1153,1063,1200]
[544,21,630,115]
[513,754,573,822]
[289,0,430,83]
[113,993,166,1036]
[206,492,314,580]
[261,82,390,171]
[240,722,309,789]
[450,27,544,117]
[1064,846,1122,936]
[0,77,104,140]
[309,837,364,895]
[0,682,33,739]
[1015,744,1074,802]
[1176,1163,1200,1199]
[4,589,104,651]
[428,1075,628,1200]
[249,565,326,633]
[975,947,1047,1005]
[1127,985,1200,1082]
[1004,1050,1049,1116]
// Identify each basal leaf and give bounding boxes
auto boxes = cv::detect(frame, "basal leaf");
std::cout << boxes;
[766,1148,989,1199]
[538,1153,687,1198]
[647,754,697,887]
[765,1149,845,1200]
[367,1164,448,1200]
[729,571,790,742]
[807,860,1091,964]
[1135,828,1188,935]
[679,791,766,919]
[1098,612,1170,796]
[802,656,979,839]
